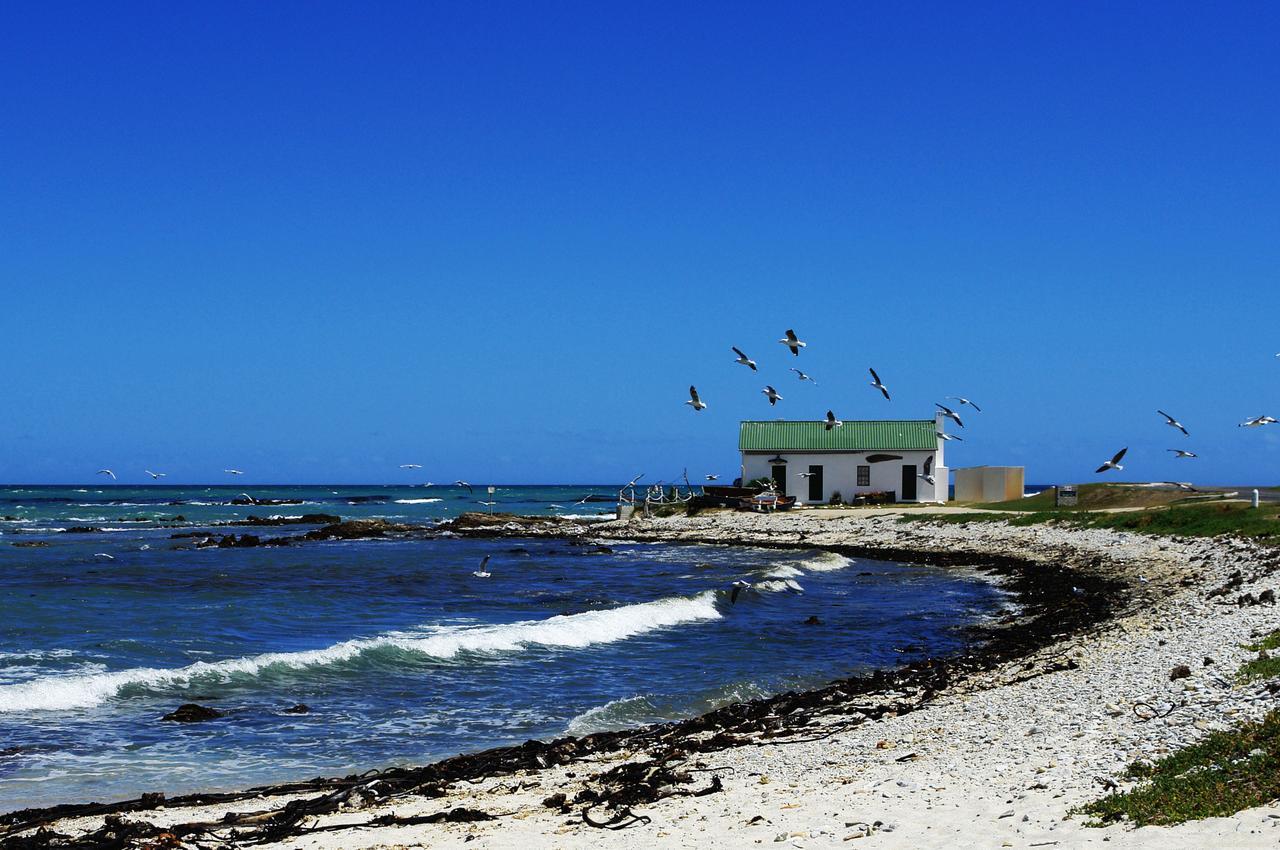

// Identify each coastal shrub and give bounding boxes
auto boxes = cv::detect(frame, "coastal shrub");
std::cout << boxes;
[1077,709,1280,826]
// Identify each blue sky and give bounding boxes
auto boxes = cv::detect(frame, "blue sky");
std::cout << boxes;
[2,2,1278,485]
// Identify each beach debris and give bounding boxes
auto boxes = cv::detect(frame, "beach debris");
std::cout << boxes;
[161,704,225,723]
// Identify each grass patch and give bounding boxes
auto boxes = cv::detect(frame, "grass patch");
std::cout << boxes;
[975,483,1221,512]
[1238,629,1280,683]
[1076,709,1280,826]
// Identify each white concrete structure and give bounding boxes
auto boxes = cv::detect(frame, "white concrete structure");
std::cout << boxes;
[954,466,1025,503]
[738,415,951,504]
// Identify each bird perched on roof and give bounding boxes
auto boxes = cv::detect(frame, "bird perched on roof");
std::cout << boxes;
[778,329,806,355]
[1168,449,1198,459]
[790,368,817,384]
[1157,410,1189,436]
[945,396,982,412]
[685,385,706,411]
[919,455,936,485]
[1095,448,1128,473]
[731,346,757,371]
[1239,415,1278,427]
[96,469,116,480]
[869,368,890,400]
[825,410,843,431]
[936,431,963,442]
[936,403,964,428]
[761,385,783,406]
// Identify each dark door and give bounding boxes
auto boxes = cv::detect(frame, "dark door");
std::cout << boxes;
[900,465,917,501]
[808,465,823,502]
[771,465,787,495]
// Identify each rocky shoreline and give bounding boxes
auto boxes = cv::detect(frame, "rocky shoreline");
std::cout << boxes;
[4,511,1279,849]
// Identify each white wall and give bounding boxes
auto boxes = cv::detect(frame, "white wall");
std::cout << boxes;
[741,450,947,503]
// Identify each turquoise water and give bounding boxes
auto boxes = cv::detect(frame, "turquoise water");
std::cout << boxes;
[0,485,1008,812]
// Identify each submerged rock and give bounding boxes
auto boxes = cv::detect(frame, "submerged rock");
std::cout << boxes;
[283,703,311,715]
[305,519,417,540]
[11,541,49,548]
[161,703,225,723]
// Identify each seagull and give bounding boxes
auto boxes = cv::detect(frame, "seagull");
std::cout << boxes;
[685,385,707,411]
[1095,447,1128,473]
[399,464,423,469]
[1157,410,1189,436]
[731,347,757,371]
[473,555,492,578]
[790,368,817,384]
[144,470,166,479]
[1239,415,1278,428]
[797,471,815,479]
[1167,449,1198,459]
[869,368,890,401]
[93,553,115,560]
[919,455,936,485]
[705,474,720,481]
[729,580,751,604]
[455,480,474,493]
[936,403,964,428]
[477,500,498,508]
[945,396,982,413]
[778,329,806,356]
[824,410,843,431]
[936,431,963,442]
[96,469,116,480]
[762,385,783,406]
[575,493,595,505]
[1162,481,1197,492]
[224,469,244,475]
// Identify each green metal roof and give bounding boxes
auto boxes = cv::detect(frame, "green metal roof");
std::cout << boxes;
[739,419,936,452]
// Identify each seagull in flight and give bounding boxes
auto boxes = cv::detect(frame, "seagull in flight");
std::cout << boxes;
[729,580,751,604]
[945,396,982,413]
[96,469,116,480]
[824,410,843,431]
[731,347,757,371]
[1168,449,1198,459]
[144,470,166,479]
[1095,447,1128,473]
[778,329,806,356]
[936,431,963,442]
[789,368,817,384]
[399,464,423,469]
[93,553,115,560]
[455,480,474,493]
[224,469,244,476]
[1157,410,1189,436]
[935,403,964,428]
[1239,415,1278,428]
[1162,481,1198,492]
[685,385,707,411]
[761,385,783,406]
[869,368,890,401]
[705,474,720,481]
[797,471,815,479]
[473,555,492,578]
[919,455,936,485]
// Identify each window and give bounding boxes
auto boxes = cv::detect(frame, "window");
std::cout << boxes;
[857,465,870,487]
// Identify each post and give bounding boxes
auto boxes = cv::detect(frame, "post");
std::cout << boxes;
[1253,489,1260,509]
[487,485,495,514]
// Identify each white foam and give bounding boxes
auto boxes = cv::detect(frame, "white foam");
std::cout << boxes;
[764,564,803,579]
[755,579,804,594]
[393,498,443,504]
[799,551,855,572]
[0,593,721,713]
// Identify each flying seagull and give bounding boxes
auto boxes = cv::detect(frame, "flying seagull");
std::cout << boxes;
[705,474,720,481]
[945,396,982,412]
[1157,410,1189,436]
[144,470,166,479]
[778,329,806,356]
[935,403,964,428]
[762,385,783,406]
[1167,449,1198,458]
[824,410,843,431]
[919,455,935,485]
[685,385,707,411]
[96,469,116,480]
[224,469,244,475]
[93,553,115,560]
[789,368,817,384]
[455,480,474,493]
[797,471,815,479]
[936,431,963,442]
[1095,447,1128,473]
[473,555,492,578]
[1162,481,1198,492]
[731,347,757,371]
[1239,415,1278,428]
[869,368,890,401]
[729,580,751,605]
[399,464,423,469]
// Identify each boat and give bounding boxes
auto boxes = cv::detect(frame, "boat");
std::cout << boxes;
[740,492,796,512]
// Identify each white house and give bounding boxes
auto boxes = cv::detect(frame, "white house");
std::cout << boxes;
[738,414,951,504]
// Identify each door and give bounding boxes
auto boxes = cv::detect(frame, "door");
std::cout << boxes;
[771,465,787,495]
[900,465,917,502]
[807,464,823,502]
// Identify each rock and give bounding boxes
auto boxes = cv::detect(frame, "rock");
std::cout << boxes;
[161,703,225,723]
[242,514,342,527]
[63,526,103,534]
[11,541,49,548]
[283,704,310,714]
[1203,656,1215,666]
[1169,665,1192,680]
[306,519,417,540]
[542,792,567,809]
[803,615,823,625]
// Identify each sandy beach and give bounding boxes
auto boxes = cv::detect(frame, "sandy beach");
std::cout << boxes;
[5,509,1279,849]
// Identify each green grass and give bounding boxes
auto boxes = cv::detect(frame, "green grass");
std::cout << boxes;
[1238,629,1280,683]
[974,482,1222,512]
[1076,709,1280,826]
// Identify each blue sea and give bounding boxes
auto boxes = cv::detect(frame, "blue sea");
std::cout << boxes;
[0,485,1009,812]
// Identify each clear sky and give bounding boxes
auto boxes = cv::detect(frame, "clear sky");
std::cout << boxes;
[2,2,1278,485]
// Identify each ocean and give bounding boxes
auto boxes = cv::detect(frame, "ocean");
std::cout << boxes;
[0,485,1009,812]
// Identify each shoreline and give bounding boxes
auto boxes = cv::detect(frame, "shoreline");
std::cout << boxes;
[4,511,1279,848]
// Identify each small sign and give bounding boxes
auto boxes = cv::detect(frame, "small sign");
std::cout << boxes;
[1056,485,1077,507]
[487,486,495,495]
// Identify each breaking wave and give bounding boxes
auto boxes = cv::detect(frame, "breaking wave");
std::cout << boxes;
[393,498,443,504]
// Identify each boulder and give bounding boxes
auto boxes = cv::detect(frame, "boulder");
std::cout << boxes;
[161,703,225,723]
